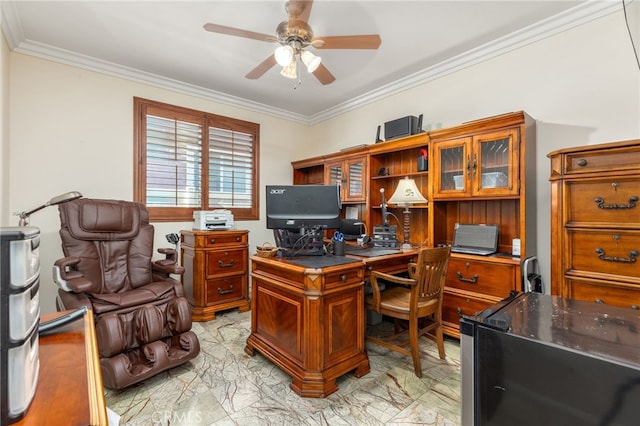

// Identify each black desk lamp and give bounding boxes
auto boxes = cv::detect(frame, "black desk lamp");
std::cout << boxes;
[16,191,83,226]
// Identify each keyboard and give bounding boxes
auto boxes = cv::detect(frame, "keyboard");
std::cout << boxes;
[451,246,496,256]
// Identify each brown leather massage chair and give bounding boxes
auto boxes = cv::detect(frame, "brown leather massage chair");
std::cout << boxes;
[52,198,200,389]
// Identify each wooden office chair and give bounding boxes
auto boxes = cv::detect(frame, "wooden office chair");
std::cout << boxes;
[365,246,451,377]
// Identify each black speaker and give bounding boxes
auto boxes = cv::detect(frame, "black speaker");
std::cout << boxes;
[384,116,418,141]
[417,114,423,133]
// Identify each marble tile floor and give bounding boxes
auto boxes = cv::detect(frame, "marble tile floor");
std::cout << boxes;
[105,310,461,425]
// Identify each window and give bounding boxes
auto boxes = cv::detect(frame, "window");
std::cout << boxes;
[134,97,259,221]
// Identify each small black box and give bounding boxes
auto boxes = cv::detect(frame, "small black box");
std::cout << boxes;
[384,116,418,141]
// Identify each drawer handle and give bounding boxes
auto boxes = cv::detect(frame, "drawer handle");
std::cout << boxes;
[218,284,234,295]
[595,298,604,304]
[577,159,587,167]
[457,307,462,316]
[456,271,478,284]
[218,259,236,268]
[209,238,216,244]
[595,248,638,264]
[594,196,638,210]
[341,274,347,282]
[631,305,639,310]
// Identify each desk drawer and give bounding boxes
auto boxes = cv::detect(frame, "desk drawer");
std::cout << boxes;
[446,258,516,297]
[206,249,247,277]
[567,178,640,226]
[205,276,245,305]
[565,145,640,174]
[566,277,640,310]
[568,230,640,280]
[202,232,248,248]
[442,292,494,327]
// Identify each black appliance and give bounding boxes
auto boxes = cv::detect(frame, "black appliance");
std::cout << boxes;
[461,291,640,426]
[384,115,419,141]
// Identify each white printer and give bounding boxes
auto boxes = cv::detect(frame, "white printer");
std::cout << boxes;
[193,210,234,231]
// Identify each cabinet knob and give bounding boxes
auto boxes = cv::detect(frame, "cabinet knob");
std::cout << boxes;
[631,305,639,310]
[341,274,347,282]
[595,298,604,304]
[577,159,587,167]
[457,307,462,316]
[209,238,216,244]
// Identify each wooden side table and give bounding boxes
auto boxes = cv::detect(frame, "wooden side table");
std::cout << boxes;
[180,230,250,321]
[15,310,107,426]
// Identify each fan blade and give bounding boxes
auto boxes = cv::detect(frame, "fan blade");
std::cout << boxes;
[245,55,277,79]
[204,23,277,43]
[288,0,313,25]
[312,63,335,85]
[312,34,382,50]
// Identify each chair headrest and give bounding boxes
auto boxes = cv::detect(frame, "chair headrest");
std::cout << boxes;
[61,199,146,241]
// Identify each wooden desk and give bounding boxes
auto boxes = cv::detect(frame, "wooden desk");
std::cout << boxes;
[245,255,370,398]
[15,310,107,426]
[244,250,417,398]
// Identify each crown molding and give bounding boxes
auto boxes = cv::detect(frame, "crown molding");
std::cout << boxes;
[2,0,622,126]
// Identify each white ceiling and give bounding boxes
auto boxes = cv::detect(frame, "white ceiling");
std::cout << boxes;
[1,1,623,123]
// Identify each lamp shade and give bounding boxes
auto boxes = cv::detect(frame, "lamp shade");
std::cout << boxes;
[388,177,427,205]
[274,45,294,66]
[300,50,321,73]
[280,61,297,79]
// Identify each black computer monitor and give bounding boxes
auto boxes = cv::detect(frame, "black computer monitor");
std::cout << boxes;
[266,184,341,231]
[266,184,341,256]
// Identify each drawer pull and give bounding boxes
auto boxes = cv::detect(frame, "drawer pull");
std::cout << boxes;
[218,259,236,268]
[456,271,479,284]
[341,274,347,282]
[595,298,604,304]
[218,284,234,295]
[631,305,639,310]
[209,238,216,244]
[577,159,587,167]
[457,307,462,315]
[594,196,638,210]
[595,248,638,263]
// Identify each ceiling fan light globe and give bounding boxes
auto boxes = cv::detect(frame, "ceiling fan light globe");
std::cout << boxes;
[301,50,321,73]
[280,61,297,79]
[274,45,294,66]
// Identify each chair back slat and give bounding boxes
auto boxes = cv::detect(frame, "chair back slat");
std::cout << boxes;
[415,247,451,302]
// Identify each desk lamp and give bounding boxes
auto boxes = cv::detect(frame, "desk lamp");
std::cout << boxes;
[16,191,83,226]
[388,177,427,250]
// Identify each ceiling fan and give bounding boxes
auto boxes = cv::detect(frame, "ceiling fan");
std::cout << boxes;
[203,0,382,85]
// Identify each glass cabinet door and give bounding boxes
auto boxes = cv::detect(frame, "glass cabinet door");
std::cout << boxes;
[473,129,519,196]
[433,137,471,197]
[346,158,365,201]
[327,162,343,188]
[325,157,366,202]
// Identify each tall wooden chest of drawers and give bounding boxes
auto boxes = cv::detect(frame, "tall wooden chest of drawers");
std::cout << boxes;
[180,230,250,321]
[549,139,640,309]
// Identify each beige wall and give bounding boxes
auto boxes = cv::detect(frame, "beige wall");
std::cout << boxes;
[7,54,308,313]
[4,6,639,313]
[1,34,9,225]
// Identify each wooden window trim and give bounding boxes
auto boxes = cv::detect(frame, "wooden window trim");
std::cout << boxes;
[133,97,260,222]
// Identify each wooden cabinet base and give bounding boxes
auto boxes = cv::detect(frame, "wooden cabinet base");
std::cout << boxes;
[192,298,250,321]
[246,256,370,397]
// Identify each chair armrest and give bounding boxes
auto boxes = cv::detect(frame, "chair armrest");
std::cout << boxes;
[407,262,418,279]
[153,248,185,275]
[52,257,93,293]
[369,270,417,312]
